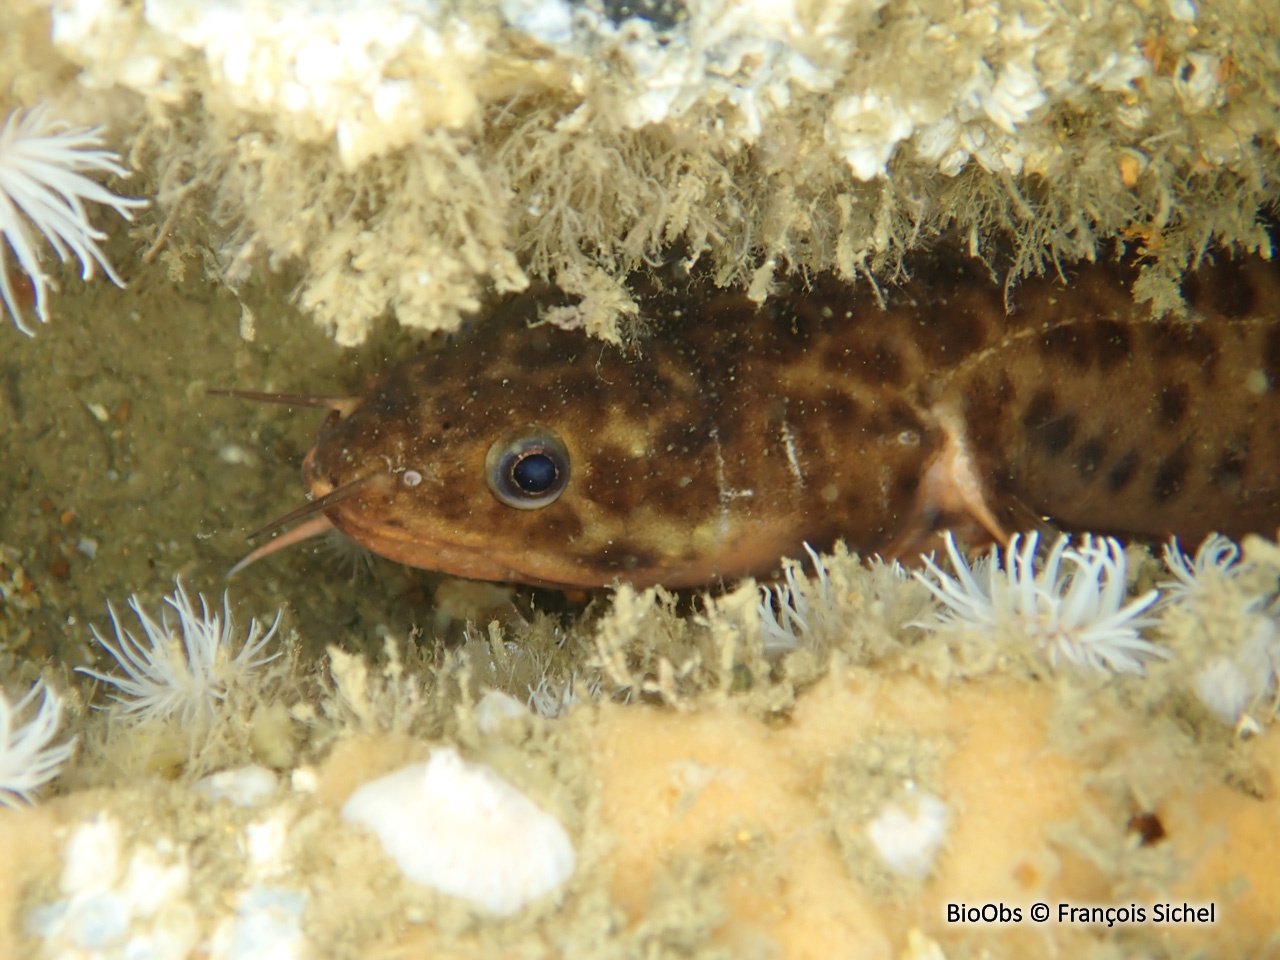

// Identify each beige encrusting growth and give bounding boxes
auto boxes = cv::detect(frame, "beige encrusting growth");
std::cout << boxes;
[5,534,1280,957]
[4,0,1277,342]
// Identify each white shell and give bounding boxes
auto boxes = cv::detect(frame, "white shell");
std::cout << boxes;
[867,793,949,880]
[341,747,575,915]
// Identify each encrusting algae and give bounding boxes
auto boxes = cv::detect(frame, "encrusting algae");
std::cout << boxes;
[2,0,1280,958]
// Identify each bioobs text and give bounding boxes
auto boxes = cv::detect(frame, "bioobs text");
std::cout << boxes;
[946,903,1021,923]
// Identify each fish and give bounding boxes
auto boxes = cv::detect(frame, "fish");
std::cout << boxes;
[226,255,1280,590]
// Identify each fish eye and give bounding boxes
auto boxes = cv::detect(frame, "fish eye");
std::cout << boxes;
[485,425,570,509]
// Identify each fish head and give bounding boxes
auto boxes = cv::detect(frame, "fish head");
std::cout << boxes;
[303,316,800,589]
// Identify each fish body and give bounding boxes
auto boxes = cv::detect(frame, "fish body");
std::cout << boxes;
[294,257,1280,589]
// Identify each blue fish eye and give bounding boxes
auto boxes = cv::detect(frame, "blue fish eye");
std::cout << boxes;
[485,425,570,509]
[512,452,557,494]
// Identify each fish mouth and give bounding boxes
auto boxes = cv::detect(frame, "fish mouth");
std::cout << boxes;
[321,495,809,589]
[304,459,595,588]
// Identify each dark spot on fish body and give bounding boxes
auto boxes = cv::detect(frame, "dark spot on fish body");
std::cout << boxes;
[697,292,759,331]
[815,388,859,426]
[878,446,931,516]
[1074,436,1108,480]
[769,304,817,358]
[831,338,907,387]
[1211,436,1250,493]
[913,295,987,368]
[960,372,1016,458]
[582,443,645,516]
[631,370,675,408]
[1056,267,1122,315]
[656,419,701,456]
[533,507,585,543]
[1188,258,1256,320]
[1148,322,1209,358]
[820,343,856,376]
[1108,449,1139,491]
[710,402,741,448]
[863,399,923,443]
[1041,412,1077,455]
[1152,445,1191,502]
[1215,265,1257,319]
[1024,389,1054,437]
[641,474,720,515]
[1158,382,1190,427]
[454,404,505,443]
[789,292,833,330]
[887,400,925,434]
[427,478,474,522]
[1147,322,1219,384]
[1264,326,1280,394]
[554,370,607,407]
[367,383,418,422]
[1038,324,1094,370]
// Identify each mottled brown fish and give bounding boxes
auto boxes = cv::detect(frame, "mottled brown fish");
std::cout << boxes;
[230,256,1280,589]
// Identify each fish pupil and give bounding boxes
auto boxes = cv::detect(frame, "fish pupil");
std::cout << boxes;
[512,453,557,494]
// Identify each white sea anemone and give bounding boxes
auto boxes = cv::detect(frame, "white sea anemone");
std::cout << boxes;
[1161,532,1244,603]
[914,532,1166,675]
[526,673,601,719]
[758,543,918,659]
[0,680,76,806]
[1159,532,1280,726]
[0,104,147,335]
[757,543,832,655]
[77,579,282,729]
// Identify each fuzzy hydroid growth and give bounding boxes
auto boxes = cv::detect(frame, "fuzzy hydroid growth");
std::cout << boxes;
[78,580,282,729]
[0,680,76,806]
[0,105,146,335]
[914,532,1166,675]
[1159,532,1280,726]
